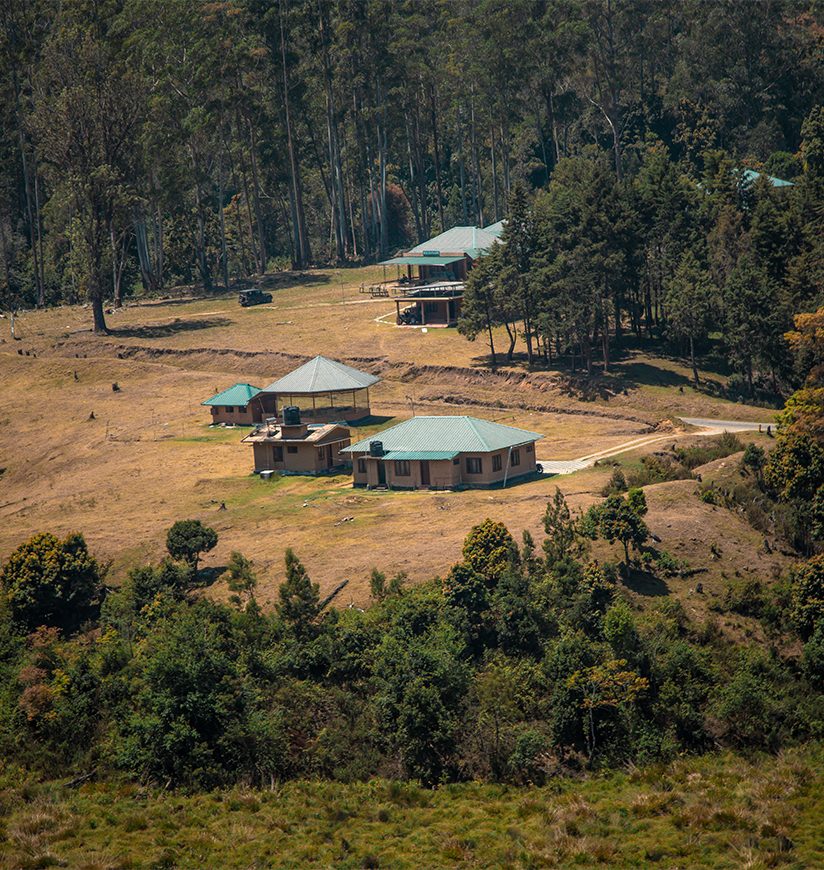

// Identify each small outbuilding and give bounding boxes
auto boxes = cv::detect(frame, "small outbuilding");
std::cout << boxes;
[202,383,265,425]
[259,355,379,423]
[242,406,351,475]
[343,415,543,490]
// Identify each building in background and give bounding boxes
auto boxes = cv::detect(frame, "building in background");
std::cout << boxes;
[369,223,504,327]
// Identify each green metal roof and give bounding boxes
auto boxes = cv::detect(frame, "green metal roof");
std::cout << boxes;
[343,415,543,454]
[381,450,459,461]
[407,225,501,256]
[741,168,794,188]
[483,220,506,239]
[379,255,465,267]
[262,355,379,394]
[202,383,262,407]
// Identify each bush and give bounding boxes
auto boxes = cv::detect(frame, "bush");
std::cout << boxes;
[802,623,824,688]
[716,578,767,618]
[600,467,627,497]
[675,433,744,470]
[789,554,824,640]
[625,454,690,488]
[0,532,103,633]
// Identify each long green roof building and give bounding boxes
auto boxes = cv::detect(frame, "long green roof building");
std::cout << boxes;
[343,415,543,490]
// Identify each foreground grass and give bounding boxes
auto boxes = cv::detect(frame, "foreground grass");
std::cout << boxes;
[1,747,821,869]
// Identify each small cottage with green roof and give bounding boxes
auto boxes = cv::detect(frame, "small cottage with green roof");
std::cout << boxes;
[342,415,543,490]
[202,383,264,426]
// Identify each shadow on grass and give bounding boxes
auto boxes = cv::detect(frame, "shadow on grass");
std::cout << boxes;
[622,568,670,596]
[466,339,784,408]
[196,565,228,588]
[109,317,232,339]
[257,271,331,290]
[350,414,395,428]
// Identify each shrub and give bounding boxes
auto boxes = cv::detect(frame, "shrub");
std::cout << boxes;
[716,578,767,618]
[789,554,824,640]
[675,433,744,470]
[600,467,627,497]
[0,532,103,633]
[742,443,766,477]
[802,623,824,688]
[711,653,781,749]
[625,454,690,488]
[652,550,687,578]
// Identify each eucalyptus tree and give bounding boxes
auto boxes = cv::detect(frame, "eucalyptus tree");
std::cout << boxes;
[32,0,144,332]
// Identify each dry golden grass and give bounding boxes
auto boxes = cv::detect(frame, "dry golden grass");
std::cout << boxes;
[0,269,780,606]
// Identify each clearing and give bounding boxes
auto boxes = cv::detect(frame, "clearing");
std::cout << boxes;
[0,268,780,610]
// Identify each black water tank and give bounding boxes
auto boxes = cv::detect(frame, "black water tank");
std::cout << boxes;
[369,440,384,457]
[282,405,301,426]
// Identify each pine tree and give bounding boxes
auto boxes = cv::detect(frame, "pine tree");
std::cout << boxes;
[277,548,320,638]
[665,251,713,384]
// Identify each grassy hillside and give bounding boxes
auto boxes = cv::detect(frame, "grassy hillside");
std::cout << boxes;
[0,270,779,607]
[2,747,822,869]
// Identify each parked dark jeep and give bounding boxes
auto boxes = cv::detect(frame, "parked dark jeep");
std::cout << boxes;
[238,288,273,307]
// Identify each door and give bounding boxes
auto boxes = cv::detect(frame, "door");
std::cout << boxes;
[420,460,430,487]
[326,444,333,467]
[377,461,386,486]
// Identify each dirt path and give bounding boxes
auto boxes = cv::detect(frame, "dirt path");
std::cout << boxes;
[538,417,766,475]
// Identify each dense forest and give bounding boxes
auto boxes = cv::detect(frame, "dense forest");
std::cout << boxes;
[1,0,822,339]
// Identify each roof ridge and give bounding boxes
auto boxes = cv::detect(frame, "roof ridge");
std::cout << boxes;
[464,415,491,451]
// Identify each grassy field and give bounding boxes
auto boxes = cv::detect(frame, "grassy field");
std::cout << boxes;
[1,746,821,868]
[0,268,780,607]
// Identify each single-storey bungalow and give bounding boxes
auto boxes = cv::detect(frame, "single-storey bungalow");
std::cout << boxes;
[242,406,351,474]
[343,415,543,490]
[259,355,379,423]
[202,383,265,425]
[378,223,504,327]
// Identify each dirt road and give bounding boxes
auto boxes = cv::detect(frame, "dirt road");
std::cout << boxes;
[539,416,770,475]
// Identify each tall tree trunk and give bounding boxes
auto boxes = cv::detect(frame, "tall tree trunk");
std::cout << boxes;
[376,78,388,258]
[430,84,445,232]
[246,115,269,270]
[13,70,43,306]
[318,2,347,261]
[500,121,511,201]
[279,0,310,268]
[110,221,122,308]
[193,181,212,290]
[87,218,107,334]
[0,212,11,292]
[690,335,699,385]
[405,118,423,242]
[457,107,469,223]
[217,161,230,289]
[234,112,261,273]
[470,87,483,226]
[490,126,500,222]
[33,158,46,300]
[504,321,516,360]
